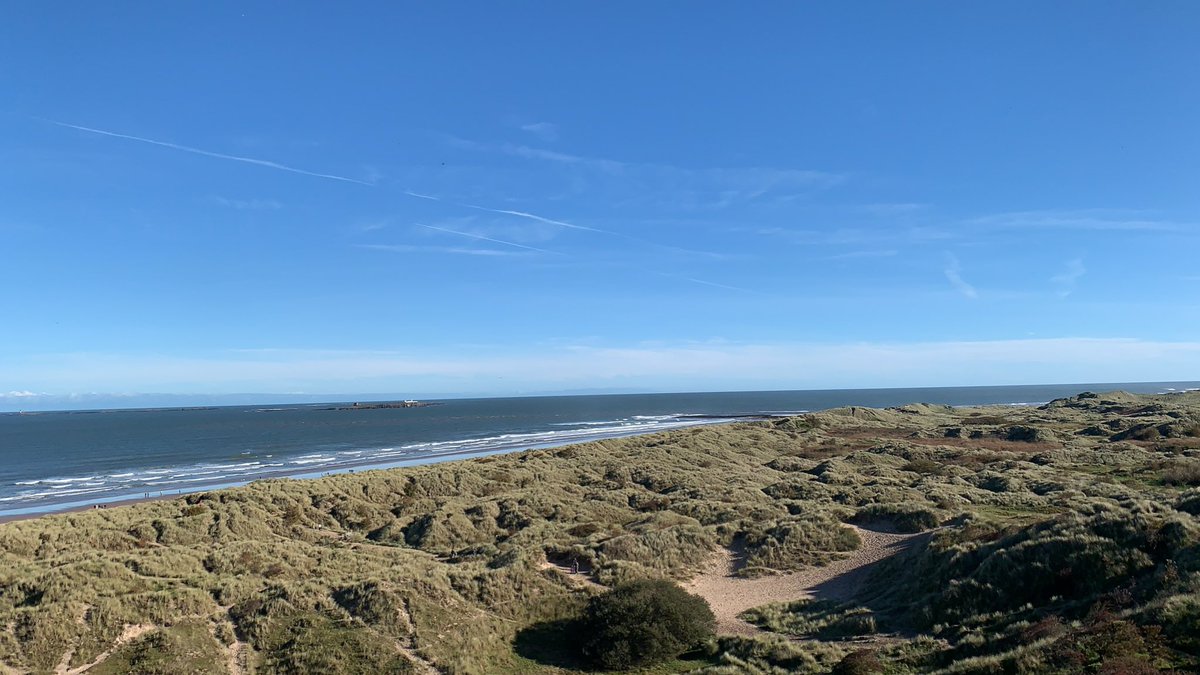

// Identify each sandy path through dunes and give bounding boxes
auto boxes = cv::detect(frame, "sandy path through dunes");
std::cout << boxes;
[683,525,922,636]
[539,560,605,591]
[54,624,156,675]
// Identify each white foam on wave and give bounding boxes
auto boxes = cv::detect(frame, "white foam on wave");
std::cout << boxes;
[290,456,335,465]
[2,413,732,511]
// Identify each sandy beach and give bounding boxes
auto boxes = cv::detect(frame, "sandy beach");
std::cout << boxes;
[0,492,185,525]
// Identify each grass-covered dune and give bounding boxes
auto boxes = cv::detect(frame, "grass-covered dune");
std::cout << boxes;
[2,391,1199,673]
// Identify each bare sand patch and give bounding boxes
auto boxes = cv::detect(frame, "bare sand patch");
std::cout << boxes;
[223,638,250,675]
[55,624,156,675]
[683,524,922,636]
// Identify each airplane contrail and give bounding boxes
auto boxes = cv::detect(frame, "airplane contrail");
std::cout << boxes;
[417,223,558,254]
[405,190,608,234]
[43,119,374,186]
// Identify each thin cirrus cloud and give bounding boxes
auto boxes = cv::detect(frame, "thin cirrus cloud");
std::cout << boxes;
[446,135,845,200]
[212,196,283,210]
[943,254,979,299]
[405,190,609,235]
[416,223,559,254]
[519,121,559,142]
[41,119,376,186]
[5,338,1198,398]
[402,201,745,291]
[404,190,730,261]
[826,249,899,261]
[357,243,526,257]
[1051,258,1087,297]
[966,209,1188,233]
[655,273,756,294]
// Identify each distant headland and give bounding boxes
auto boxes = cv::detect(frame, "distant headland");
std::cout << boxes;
[318,400,438,411]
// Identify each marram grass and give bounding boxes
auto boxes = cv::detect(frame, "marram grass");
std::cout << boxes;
[1,391,1198,673]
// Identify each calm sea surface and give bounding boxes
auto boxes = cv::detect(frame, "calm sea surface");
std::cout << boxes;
[2,382,1196,516]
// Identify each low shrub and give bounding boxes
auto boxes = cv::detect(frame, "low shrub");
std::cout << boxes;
[579,579,715,670]
[903,458,943,475]
[1161,460,1200,486]
[832,648,884,675]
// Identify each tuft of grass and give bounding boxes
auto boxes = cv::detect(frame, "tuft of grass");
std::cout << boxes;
[1161,459,1200,486]
[742,599,878,639]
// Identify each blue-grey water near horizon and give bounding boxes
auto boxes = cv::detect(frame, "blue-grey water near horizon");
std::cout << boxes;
[2,382,1197,516]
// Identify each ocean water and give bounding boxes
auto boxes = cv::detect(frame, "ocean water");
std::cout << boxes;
[2,382,1196,516]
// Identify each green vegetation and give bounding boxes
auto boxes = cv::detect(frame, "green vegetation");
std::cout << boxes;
[89,621,225,675]
[0,390,1198,673]
[579,580,715,670]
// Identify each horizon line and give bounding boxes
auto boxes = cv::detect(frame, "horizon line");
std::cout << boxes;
[4,379,1198,414]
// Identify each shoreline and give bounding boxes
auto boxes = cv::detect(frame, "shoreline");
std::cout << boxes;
[0,492,184,524]
[5,383,1194,524]
[0,417,752,524]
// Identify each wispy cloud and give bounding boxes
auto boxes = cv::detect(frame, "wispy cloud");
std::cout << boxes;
[357,244,526,257]
[357,220,389,233]
[417,223,558,254]
[967,209,1187,232]
[447,136,620,170]
[656,273,755,294]
[752,226,953,247]
[944,254,978,299]
[42,119,375,186]
[403,192,744,287]
[405,190,730,261]
[463,204,607,235]
[405,190,604,234]
[855,203,927,216]
[520,122,559,142]
[826,249,898,261]
[7,338,1199,398]
[212,196,283,210]
[499,143,625,172]
[1051,258,1086,297]
[446,135,843,203]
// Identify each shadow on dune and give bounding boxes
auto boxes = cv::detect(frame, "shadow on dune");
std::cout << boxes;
[804,529,931,603]
[513,618,587,670]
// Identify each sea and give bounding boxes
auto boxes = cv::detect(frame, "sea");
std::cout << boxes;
[2,382,1197,517]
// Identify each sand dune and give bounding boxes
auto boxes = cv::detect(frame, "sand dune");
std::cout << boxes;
[684,524,923,636]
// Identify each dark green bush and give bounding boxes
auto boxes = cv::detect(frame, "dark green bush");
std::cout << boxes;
[832,648,884,674]
[579,579,714,670]
[1176,490,1200,516]
[1005,425,1049,443]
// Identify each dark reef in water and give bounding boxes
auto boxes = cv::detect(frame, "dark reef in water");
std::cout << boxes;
[319,400,439,411]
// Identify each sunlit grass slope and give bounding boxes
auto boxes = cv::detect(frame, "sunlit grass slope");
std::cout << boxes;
[1,391,1198,673]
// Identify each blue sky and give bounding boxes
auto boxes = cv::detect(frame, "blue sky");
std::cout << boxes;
[3,2,1199,408]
